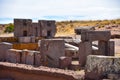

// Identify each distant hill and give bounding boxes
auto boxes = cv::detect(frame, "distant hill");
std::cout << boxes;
[56,19,120,36]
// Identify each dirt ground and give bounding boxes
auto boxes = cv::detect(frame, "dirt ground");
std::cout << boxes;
[0,33,13,37]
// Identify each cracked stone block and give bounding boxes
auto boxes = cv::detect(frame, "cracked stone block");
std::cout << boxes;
[6,49,22,63]
[22,50,34,65]
[85,55,120,80]
[40,39,65,67]
[0,42,12,61]
[34,51,41,66]
[79,41,92,67]
[98,41,115,56]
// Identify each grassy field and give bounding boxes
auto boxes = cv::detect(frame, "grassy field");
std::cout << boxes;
[56,19,120,36]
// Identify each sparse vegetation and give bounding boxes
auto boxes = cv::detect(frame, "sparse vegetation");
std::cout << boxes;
[4,23,14,33]
[56,19,120,36]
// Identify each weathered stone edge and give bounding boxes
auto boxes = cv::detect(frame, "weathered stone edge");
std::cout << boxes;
[0,62,83,80]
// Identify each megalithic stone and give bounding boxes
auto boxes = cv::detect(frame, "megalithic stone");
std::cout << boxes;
[6,49,22,63]
[108,41,115,56]
[81,31,111,42]
[25,50,35,65]
[98,41,115,56]
[85,55,120,80]
[21,49,27,64]
[34,51,41,66]
[59,56,72,69]
[40,39,65,68]
[0,42,12,61]
[98,41,108,55]
[79,41,92,67]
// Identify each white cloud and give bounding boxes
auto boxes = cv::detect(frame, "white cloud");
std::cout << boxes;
[0,0,120,23]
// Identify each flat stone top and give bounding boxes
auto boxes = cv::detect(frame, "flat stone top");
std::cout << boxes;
[75,26,94,29]
[86,30,111,33]
[9,49,22,52]
[8,49,40,53]
[0,62,84,80]
[88,55,120,59]
[38,20,55,22]
[0,42,13,45]
[14,18,32,21]
[42,39,64,41]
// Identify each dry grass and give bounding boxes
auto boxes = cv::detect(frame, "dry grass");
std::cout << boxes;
[56,19,120,36]
[0,33,13,37]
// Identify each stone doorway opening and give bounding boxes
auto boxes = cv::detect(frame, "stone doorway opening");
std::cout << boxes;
[23,30,27,36]
[47,31,51,37]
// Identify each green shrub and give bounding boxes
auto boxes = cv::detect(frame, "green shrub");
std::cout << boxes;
[4,23,14,33]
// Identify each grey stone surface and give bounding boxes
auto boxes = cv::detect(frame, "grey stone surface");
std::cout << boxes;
[21,50,27,64]
[74,26,95,35]
[6,49,22,63]
[81,30,111,41]
[98,41,108,55]
[22,50,34,65]
[14,19,32,37]
[59,56,72,69]
[0,42,13,61]
[108,74,120,80]
[26,50,35,65]
[34,51,41,66]
[108,41,115,56]
[38,20,56,38]
[98,41,115,56]
[40,39,65,67]
[85,55,120,79]
[14,19,56,38]
[65,48,78,58]
[6,49,41,66]
[18,37,31,43]
[79,41,92,66]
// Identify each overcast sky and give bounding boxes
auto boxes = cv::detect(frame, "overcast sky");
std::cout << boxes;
[0,0,120,23]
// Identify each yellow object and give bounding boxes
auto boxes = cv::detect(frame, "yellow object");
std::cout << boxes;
[0,37,18,42]
[13,43,38,50]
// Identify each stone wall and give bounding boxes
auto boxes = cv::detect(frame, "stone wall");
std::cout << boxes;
[38,20,56,38]
[0,42,13,61]
[0,62,83,80]
[14,19,56,38]
[6,49,41,66]
[85,55,120,80]
[40,39,65,67]
[14,19,32,37]
[78,30,114,67]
